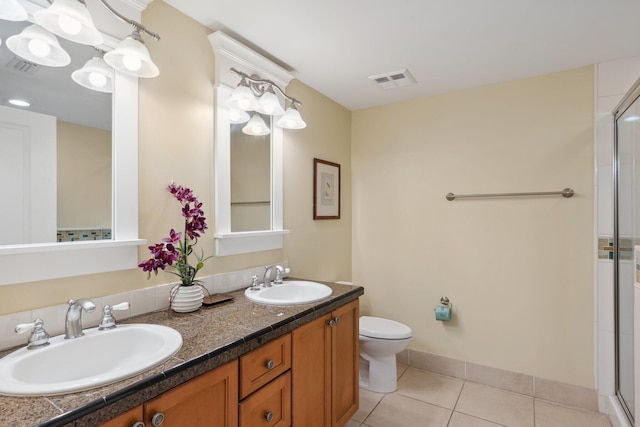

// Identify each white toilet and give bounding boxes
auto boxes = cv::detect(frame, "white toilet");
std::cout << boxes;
[359,316,412,393]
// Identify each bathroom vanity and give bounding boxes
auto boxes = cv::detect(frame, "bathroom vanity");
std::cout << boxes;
[0,281,362,427]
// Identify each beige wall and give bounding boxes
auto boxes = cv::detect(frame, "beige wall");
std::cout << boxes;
[0,1,351,314]
[57,121,112,228]
[352,66,595,387]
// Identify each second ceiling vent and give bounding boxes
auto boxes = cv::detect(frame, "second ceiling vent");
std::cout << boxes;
[368,69,417,89]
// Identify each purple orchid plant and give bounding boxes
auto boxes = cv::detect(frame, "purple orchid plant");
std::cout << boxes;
[139,183,212,286]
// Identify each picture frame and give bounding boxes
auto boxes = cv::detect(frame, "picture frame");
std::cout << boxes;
[313,158,341,220]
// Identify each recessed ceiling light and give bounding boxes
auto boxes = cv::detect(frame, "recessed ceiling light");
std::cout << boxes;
[8,99,30,107]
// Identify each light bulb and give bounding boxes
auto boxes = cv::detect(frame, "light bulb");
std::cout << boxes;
[122,54,142,71]
[28,38,51,58]
[58,14,81,35]
[88,71,107,88]
[285,119,296,128]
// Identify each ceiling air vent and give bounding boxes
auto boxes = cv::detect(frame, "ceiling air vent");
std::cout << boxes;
[5,56,40,75]
[368,69,417,89]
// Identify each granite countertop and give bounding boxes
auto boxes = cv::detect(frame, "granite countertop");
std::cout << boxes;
[0,280,364,427]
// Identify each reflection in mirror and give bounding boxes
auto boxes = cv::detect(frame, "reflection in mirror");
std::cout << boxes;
[0,20,112,245]
[230,114,271,232]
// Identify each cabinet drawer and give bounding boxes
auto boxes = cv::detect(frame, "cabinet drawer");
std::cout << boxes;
[240,371,291,427]
[240,334,291,398]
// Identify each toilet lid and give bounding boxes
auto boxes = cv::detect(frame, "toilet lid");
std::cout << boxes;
[359,316,412,340]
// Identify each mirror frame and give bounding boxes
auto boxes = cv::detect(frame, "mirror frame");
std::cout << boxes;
[0,42,144,286]
[209,31,290,256]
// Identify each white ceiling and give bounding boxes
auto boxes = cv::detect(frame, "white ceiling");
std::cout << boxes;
[164,0,640,111]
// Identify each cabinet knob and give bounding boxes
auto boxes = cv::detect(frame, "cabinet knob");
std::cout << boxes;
[151,412,165,426]
[131,422,145,427]
[264,411,273,422]
[333,316,340,324]
[265,359,275,369]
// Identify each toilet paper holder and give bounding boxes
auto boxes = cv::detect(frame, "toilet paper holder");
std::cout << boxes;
[434,296,452,321]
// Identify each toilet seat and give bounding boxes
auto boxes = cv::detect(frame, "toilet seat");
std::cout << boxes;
[359,316,412,340]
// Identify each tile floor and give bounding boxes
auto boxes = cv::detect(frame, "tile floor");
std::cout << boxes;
[347,366,612,427]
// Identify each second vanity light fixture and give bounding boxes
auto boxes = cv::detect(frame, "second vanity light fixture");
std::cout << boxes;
[227,67,307,135]
[2,0,161,92]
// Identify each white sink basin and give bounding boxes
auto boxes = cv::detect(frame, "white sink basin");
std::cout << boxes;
[0,324,182,396]
[245,280,333,305]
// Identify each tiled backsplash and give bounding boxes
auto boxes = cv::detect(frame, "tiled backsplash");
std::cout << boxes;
[598,236,633,260]
[57,228,112,242]
[0,261,288,351]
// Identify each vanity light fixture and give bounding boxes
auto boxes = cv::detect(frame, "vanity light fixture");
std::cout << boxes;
[227,67,306,130]
[6,24,71,67]
[0,0,28,21]
[229,108,250,124]
[71,49,113,93]
[103,29,159,78]
[34,0,103,46]
[242,114,271,136]
[1,0,161,78]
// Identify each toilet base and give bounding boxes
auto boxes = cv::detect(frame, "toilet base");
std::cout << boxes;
[359,354,398,393]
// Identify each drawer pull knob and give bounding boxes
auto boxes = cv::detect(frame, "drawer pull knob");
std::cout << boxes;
[265,411,273,422]
[266,359,275,369]
[151,412,165,426]
[131,422,145,427]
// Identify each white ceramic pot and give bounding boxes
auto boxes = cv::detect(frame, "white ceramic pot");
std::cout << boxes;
[170,284,204,313]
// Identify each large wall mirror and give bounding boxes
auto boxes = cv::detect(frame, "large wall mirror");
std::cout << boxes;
[209,31,289,256]
[0,20,112,246]
[0,0,146,285]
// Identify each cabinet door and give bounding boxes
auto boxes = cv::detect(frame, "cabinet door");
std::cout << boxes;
[99,406,143,427]
[292,313,332,427]
[331,300,359,427]
[144,360,238,427]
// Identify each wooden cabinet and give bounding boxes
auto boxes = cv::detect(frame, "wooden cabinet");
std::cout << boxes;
[100,360,238,427]
[99,298,359,427]
[239,334,292,427]
[99,406,143,427]
[239,334,291,398]
[144,359,238,427]
[239,371,291,427]
[292,300,359,427]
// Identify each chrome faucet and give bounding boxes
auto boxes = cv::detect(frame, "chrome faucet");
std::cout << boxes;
[263,265,288,287]
[65,298,96,339]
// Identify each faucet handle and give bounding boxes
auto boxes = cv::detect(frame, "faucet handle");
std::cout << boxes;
[15,318,50,349]
[98,302,129,330]
[273,266,290,284]
[250,275,260,291]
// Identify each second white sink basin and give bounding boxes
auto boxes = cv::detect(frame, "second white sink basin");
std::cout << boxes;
[0,324,182,396]
[245,280,333,306]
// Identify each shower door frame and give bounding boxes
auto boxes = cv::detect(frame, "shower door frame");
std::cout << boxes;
[613,77,640,426]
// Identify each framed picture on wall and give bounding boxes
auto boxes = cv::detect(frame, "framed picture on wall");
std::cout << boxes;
[313,158,341,220]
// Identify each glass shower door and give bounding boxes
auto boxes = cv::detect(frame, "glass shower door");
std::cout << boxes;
[614,83,640,423]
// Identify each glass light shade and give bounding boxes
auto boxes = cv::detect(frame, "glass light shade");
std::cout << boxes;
[226,85,260,111]
[242,114,271,136]
[0,0,28,21]
[6,25,71,67]
[34,0,103,45]
[276,106,307,129]
[257,90,285,115]
[104,33,159,78]
[72,56,113,93]
[229,108,250,124]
